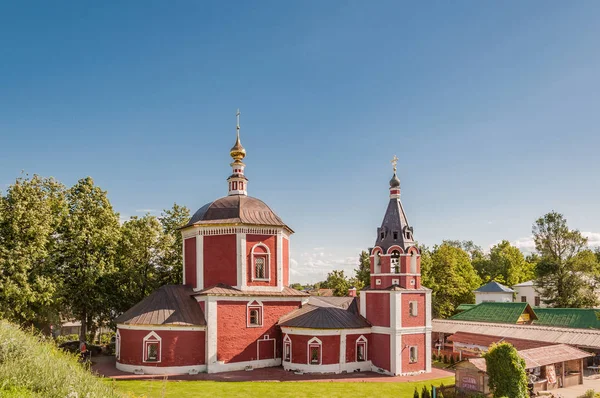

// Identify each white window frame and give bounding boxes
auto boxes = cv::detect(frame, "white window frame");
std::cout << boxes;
[375,279,381,286]
[392,278,399,286]
[409,301,418,317]
[356,335,368,362]
[246,300,264,328]
[115,329,121,361]
[283,334,292,362]
[307,337,322,365]
[409,346,418,363]
[142,331,162,363]
[251,243,271,281]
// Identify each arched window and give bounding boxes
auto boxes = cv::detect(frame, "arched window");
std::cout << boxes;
[251,243,270,281]
[391,250,400,273]
[410,252,417,274]
[374,251,381,274]
[356,335,367,362]
[307,337,322,365]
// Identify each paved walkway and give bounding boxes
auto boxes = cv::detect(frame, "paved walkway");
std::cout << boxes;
[549,376,600,398]
[92,356,454,383]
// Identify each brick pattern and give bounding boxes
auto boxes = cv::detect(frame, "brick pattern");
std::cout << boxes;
[402,333,426,373]
[288,334,340,365]
[401,293,426,328]
[365,292,390,327]
[204,234,237,287]
[118,328,205,367]
[216,300,302,363]
[345,333,371,363]
[370,333,390,371]
[184,237,197,288]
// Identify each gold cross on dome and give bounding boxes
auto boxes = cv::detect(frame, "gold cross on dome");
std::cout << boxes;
[391,155,398,172]
[236,109,241,130]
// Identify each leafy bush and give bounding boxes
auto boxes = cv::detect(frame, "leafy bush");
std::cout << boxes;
[421,385,431,398]
[54,333,79,345]
[577,390,595,398]
[0,319,124,397]
[414,387,420,398]
[484,342,528,398]
[99,331,115,345]
[443,354,448,364]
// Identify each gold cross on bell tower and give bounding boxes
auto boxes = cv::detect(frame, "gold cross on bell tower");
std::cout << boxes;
[391,155,398,173]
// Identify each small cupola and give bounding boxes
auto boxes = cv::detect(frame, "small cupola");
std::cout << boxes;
[227,109,249,196]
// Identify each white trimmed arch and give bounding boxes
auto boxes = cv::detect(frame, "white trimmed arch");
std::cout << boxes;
[250,242,271,281]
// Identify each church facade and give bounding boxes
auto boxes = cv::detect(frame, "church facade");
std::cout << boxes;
[114,114,431,375]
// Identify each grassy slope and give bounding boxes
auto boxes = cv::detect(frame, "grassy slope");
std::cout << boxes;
[0,320,125,398]
[115,377,455,398]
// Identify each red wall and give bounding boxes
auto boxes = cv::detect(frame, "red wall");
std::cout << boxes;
[345,333,371,363]
[204,235,237,287]
[402,293,426,327]
[288,334,340,365]
[184,237,197,288]
[282,237,289,286]
[370,333,390,371]
[118,328,205,366]
[365,292,390,327]
[402,333,426,373]
[216,300,301,363]
[246,234,277,287]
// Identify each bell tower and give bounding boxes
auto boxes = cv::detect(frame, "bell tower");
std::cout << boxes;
[359,157,432,376]
[228,109,248,196]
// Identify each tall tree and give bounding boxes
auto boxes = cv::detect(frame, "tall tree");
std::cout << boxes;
[159,203,190,285]
[421,243,481,318]
[112,215,167,313]
[354,250,370,287]
[0,175,65,328]
[474,240,535,286]
[484,342,528,398]
[56,177,120,341]
[533,211,599,308]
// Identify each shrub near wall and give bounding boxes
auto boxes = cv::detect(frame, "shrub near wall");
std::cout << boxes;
[0,320,124,397]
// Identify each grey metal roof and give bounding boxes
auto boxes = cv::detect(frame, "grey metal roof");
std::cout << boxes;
[115,285,206,326]
[279,304,371,329]
[184,195,292,232]
[474,281,515,293]
[513,280,535,287]
[374,196,414,253]
[433,319,600,349]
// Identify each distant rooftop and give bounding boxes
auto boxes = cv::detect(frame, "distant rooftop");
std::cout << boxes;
[450,302,537,324]
[474,280,515,293]
[513,280,535,287]
[534,308,600,330]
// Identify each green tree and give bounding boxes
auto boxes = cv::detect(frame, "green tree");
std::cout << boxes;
[475,240,535,286]
[354,250,370,288]
[413,387,419,398]
[0,175,65,328]
[421,243,481,318]
[533,211,599,308]
[112,215,167,313]
[56,177,121,341]
[158,203,190,285]
[421,385,431,398]
[324,270,350,297]
[289,283,304,291]
[484,342,528,398]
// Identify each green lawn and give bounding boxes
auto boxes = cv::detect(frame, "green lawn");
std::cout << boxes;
[112,377,454,398]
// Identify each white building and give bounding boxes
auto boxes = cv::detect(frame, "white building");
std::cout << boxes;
[474,281,514,304]
[513,280,544,307]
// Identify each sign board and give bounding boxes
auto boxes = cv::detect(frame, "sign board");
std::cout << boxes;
[461,375,479,391]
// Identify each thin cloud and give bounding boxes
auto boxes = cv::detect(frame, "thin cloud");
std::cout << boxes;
[135,208,157,213]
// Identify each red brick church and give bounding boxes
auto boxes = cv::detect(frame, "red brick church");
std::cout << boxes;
[115,114,432,375]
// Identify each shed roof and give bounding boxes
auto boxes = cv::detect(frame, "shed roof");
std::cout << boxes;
[448,332,553,351]
[115,285,206,326]
[433,319,600,348]
[467,344,591,372]
[450,302,537,324]
[474,281,514,293]
[534,308,600,330]
[279,304,370,329]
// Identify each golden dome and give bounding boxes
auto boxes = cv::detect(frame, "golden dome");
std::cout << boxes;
[230,131,246,161]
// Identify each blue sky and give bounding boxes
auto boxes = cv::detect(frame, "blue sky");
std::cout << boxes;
[1,1,599,283]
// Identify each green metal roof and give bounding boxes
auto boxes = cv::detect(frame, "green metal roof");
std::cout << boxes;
[450,302,536,324]
[533,308,600,330]
[456,304,477,312]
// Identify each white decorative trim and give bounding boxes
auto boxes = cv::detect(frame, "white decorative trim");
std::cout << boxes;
[355,335,368,363]
[206,300,218,366]
[117,324,206,331]
[425,290,432,328]
[142,331,162,363]
[277,233,283,288]
[182,237,186,283]
[283,334,292,362]
[208,358,281,374]
[196,235,204,290]
[371,326,431,335]
[116,362,207,375]
[280,327,372,336]
[195,226,290,237]
[307,337,322,365]
[115,329,121,360]
[370,273,421,277]
[283,360,372,374]
[339,332,346,365]
[199,295,304,302]
[246,300,263,327]
[239,285,284,292]
[236,233,246,289]
[359,291,366,318]
[250,242,271,282]
[425,331,432,372]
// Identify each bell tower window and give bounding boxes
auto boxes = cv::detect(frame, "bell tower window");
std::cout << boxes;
[391,250,400,273]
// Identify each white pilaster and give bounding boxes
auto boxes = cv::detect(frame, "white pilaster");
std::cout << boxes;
[206,298,218,370]
[276,233,283,290]
[340,331,347,365]
[425,290,432,328]
[196,235,204,290]
[359,292,366,318]
[237,233,247,289]
[182,236,186,284]
[425,331,432,372]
